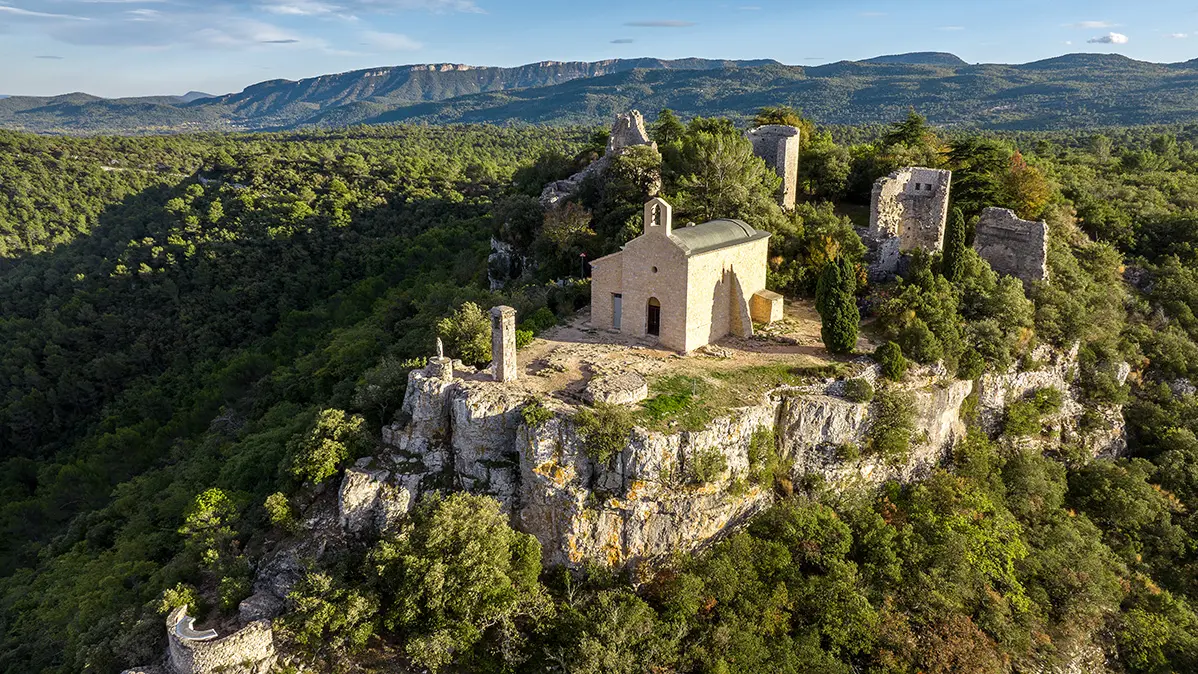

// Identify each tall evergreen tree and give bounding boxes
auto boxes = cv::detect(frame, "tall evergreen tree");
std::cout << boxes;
[942,208,967,283]
[650,109,685,146]
[818,256,860,354]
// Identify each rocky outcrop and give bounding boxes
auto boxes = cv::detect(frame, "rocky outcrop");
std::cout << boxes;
[338,342,1127,569]
[977,343,1127,457]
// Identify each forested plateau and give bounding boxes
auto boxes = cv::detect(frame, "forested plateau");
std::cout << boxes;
[3,111,1198,674]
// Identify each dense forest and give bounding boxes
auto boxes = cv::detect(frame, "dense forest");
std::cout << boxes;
[3,110,1198,674]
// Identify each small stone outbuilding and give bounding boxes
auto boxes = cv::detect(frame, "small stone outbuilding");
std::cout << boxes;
[589,198,775,353]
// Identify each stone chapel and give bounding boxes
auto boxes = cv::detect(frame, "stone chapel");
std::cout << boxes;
[589,198,782,353]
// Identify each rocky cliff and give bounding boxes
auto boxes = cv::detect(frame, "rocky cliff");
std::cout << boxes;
[337,345,1126,570]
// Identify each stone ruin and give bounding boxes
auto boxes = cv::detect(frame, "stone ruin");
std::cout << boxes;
[538,110,659,208]
[974,207,1049,284]
[746,125,801,210]
[122,605,276,674]
[866,167,952,280]
[608,111,656,154]
[491,305,518,383]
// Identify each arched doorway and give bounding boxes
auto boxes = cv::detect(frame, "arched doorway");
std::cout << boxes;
[647,297,661,337]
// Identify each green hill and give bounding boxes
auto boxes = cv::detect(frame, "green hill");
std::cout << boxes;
[6,53,1198,133]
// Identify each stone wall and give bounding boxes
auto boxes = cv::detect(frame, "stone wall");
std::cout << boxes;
[163,606,275,674]
[975,207,1049,284]
[682,238,769,352]
[746,125,801,209]
[868,167,952,279]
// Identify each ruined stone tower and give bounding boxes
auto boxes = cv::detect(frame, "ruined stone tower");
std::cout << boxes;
[491,306,517,383]
[867,167,952,280]
[747,125,801,209]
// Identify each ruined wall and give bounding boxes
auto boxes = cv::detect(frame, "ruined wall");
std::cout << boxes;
[975,207,1049,284]
[746,125,801,210]
[868,167,951,279]
[163,606,275,674]
[540,110,657,207]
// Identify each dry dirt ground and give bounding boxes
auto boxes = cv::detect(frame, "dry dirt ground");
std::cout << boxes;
[462,298,879,413]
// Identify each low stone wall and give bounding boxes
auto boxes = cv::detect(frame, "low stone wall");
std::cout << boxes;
[974,207,1049,284]
[164,606,275,674]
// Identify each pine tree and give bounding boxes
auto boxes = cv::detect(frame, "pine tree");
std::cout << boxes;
[818,256,860,354]
[942,207,967,283]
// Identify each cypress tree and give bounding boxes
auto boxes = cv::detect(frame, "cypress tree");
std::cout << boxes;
[818,256,860,354]
[942,207,967,283]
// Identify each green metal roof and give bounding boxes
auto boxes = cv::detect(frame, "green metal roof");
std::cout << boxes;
[671,218,770,256]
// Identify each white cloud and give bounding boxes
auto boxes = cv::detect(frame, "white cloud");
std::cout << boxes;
[361,30,421,50]
[625,20,695,27]
[938,25,964,31]
[1168,32,1188,39]
[1088,32,1129,44]
[0,4,89,20]
[1067,20,1116,29]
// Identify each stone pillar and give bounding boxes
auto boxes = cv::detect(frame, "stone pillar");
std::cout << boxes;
[746,125,801,210]
[491,306,517,383]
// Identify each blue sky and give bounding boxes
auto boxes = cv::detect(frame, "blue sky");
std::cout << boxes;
[1,0,1196,97]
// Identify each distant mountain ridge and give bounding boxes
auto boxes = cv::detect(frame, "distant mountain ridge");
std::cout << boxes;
[4,53,1198,133]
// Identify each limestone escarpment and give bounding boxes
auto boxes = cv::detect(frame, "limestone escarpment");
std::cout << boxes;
[334,341,1125,570]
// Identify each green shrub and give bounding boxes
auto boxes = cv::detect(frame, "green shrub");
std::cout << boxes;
[219,574,252,612]
[515,329,535,349]
[844,378,874,403]
[1031,387,1064,414]
[264,492,296,532]
[574,403,635,464]
[898,318,943,364]
[748,427,783,486]
[519,306,558,334]
[1004,387,1062,437]
[521,399,554,428]
[287,408,369,485]
[836,443,862,461]
[689,445,729,484]
[436,301,491,367]
[868,389,916,464]
[1004,400,1043,437]
[956,349,986,380]
[875,342,908,381]
[157,583,201,616]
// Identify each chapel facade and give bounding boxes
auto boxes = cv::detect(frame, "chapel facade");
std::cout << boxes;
[589,198,781,353]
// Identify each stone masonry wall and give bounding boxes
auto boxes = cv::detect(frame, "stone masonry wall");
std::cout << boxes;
[163,606,275,674]
[746,125,801,210]
[975,207,1049,284]
[868,167,952,279]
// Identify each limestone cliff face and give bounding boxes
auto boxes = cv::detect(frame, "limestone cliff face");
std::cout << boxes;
[341,347,1126,569]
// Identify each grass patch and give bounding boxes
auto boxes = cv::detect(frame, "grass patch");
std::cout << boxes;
[638,364,850,432]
